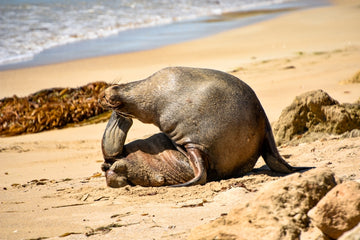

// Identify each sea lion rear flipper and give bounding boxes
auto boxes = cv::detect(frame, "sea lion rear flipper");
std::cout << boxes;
[261,117,312,173]
[101,111,133,161]
[171,144,207,187]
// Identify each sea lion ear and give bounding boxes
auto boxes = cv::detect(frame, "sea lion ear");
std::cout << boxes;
[104,85,119,97]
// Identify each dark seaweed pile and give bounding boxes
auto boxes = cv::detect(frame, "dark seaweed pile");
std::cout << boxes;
[0,82,111,137]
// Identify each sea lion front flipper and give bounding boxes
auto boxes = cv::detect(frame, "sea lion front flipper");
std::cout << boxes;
[171,144,208,187]
[101,111,133,161]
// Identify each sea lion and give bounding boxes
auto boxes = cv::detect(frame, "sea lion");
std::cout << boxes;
[101,112,194,187]
[101,67,308,187]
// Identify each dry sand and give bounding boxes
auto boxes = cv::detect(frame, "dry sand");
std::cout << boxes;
[1,1,360,239]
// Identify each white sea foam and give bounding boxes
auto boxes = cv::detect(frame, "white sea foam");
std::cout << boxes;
[0,0,297,66]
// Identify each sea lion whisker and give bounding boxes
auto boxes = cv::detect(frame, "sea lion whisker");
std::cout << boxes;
[114,111,135,119]
[101,95,121,108]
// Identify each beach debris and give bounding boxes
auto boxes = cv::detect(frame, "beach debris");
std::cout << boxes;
[176,199,208,208]
[85,222,141,236]
[0,81,111,137]
[229,67,245,73]
[52,202,92,208]
[59,232,81,237]
[11,183,21,188]
[138,191,158,197]
[93,196,109,201]
[91,172,102,178]
[283,65,295,70]
[81,193,90,202]
[110,212,131,219]
[61,178,72,182]
[0,145,30,153]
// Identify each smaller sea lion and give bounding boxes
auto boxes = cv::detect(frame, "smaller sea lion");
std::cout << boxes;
[101,112,194,187]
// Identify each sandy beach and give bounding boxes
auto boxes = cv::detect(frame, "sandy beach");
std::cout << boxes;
[1,1,360,239]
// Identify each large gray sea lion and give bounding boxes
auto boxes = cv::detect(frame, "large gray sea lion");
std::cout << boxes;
[101,67,309,187]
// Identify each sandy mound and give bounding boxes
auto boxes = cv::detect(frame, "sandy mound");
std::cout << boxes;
[188,169,360,240]
[188,168,336,240]
[339,70,360,85]
[273,90,360,145]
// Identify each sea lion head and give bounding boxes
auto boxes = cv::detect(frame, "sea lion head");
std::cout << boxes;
[100,84,136,118]
[100,81,159,124]
[101,85,123,108]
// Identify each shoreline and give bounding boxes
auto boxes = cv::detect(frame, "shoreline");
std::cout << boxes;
[0,8,297,71]
[0,0,328,71]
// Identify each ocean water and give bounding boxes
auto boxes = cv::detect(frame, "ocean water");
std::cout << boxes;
[0,0,327,69]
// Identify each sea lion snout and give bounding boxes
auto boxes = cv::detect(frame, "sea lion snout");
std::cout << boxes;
[101,85,122,108]
[103,160,129,188]
[105,169,128,188]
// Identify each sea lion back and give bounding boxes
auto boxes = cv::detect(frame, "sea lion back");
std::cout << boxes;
[149,67,267,178]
